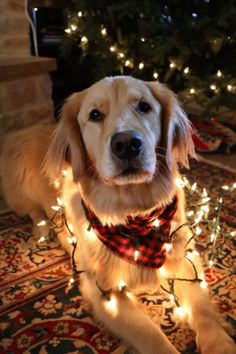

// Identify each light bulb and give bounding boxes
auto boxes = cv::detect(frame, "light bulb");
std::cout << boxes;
[101,28,107,36]
[51,205,60,211]
[118,279,126,291]
[134,250,139,261]
[190,88,195,94]
[200,280,208,289]
[153,72,158,79]
[81,36,88,43]
[37,220,47,226]
[38,236,46,243]
[184,67,189,74]
[210,84,216,91]
[139,62,144,70]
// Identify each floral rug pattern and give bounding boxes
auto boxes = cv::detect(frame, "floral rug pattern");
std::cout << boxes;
[0,160,235,354]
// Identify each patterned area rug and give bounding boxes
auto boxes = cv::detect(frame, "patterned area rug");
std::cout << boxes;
[0,160,235,354]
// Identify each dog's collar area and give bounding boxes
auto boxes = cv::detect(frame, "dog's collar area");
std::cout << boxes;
[81,196,178,269]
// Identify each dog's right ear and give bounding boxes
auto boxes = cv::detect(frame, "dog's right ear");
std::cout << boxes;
[44,89,87,182]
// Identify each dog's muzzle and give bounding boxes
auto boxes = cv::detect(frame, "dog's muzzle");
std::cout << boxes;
[110,130,143,160]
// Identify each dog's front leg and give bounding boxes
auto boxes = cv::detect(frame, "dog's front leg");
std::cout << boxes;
[174,259,235,354]
[80,274,180,354]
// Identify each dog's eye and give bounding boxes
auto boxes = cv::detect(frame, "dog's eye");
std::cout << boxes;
[138,101,151,114]
[89,109,103,122]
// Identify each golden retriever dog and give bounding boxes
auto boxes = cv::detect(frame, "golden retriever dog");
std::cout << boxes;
[1,76,235,354]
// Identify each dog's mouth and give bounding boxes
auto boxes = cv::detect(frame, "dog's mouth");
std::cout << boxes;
[110,160,154,185]
[119,166,140,177]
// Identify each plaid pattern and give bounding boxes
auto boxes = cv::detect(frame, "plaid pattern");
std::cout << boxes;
[81,196,178,269]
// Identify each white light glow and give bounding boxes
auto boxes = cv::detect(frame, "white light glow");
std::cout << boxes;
[104,295,118,316]
[37,220,47,226]
[153,219,160,228]
[118,279,126,291]
[139,62,144,70]
[51,205,61,211]
[134,250,139,261]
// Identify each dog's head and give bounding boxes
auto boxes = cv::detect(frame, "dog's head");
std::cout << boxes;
[45,76,195,186]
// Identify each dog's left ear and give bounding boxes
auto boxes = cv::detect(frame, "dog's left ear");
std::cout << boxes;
[146,81,196,168]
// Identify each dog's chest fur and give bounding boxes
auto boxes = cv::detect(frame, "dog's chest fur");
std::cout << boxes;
[62,175,187,294]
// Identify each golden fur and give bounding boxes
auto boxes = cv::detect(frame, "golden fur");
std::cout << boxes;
[1,77,235,354]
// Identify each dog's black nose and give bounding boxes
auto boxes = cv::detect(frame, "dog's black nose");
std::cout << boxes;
[110,131,143,160]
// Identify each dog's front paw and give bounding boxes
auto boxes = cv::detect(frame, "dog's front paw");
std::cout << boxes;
[197,330,236,354]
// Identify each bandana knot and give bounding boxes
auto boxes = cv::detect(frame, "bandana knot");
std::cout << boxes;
[82,196,178,269]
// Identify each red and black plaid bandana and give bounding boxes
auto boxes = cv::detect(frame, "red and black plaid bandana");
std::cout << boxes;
[81,196,178,269]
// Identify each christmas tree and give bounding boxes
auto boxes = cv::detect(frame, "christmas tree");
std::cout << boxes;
[61,0,236,120]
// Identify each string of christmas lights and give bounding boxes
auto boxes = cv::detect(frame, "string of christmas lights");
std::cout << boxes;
[37,169,235,319]
[62,10,236,99]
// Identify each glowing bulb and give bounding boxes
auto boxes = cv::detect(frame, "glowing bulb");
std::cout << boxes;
[118,52,125,58]
[210,233,216,242]
[191,182,197,191]
[118,279,126,291]
[233,183,236,189]
[81,36,88,43]
[221,185,229,190]
[54,180,60,188]
[37,220,47,226]
[104,295,118,316]
[165,243,172,252]
[169,294,175,303]
[153,219,160,227]
[184,67,189,74]
[57,197,63,206]
[192,250,200,256]
[38,236,45,243]
[101,28,107,36]
[170,61,175,68]
[176,306,185,318]
[187,210,194,217]
[190,88,195,94]
[110,46,116,52]
[227,84,232,91]
[34,7,38,11]
[153,72,158,79]
[62,169,68,177]
[67,236,77,244]
[200,280,208,289]
[71,25,77,31]
[159,266,167,277]
[202,197,211,203]
[68,277,75,285]
[209,260,214,267]
[202,188,208,197]
[175,177,185,188]
[51,205,61,211]
[217,70,222,77]
[139,62,144,70]
[78,11,83,17]
[195,226,202,236]
[210,84,216,91]
[230,231,235,237]
[65,28,71,34]
[140,37,145,42]
[125,60,131,66]
[134,250,139,261]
